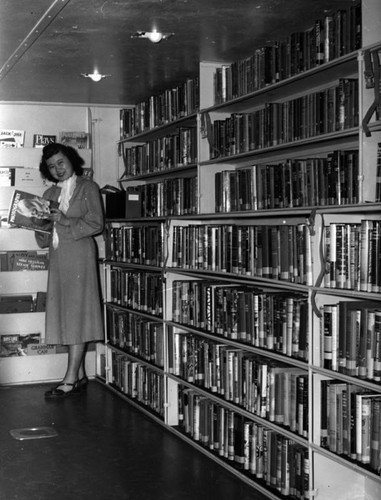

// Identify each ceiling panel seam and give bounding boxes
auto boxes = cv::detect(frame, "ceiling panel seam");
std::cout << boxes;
[0,0,72,82]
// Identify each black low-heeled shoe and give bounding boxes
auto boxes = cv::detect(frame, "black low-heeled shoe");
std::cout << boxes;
[45,382,81,399]
[77,376,89,391]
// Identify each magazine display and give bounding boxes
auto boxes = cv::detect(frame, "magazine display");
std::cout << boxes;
[7,190,58,233]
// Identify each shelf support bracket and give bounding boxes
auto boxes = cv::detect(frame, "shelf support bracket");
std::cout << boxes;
[362,49,380,137]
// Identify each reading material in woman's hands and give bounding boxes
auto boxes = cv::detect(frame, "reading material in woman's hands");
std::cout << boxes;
[7,190,58,233]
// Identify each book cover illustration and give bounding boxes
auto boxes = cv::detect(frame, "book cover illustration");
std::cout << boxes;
[59,131,89,149]
[0,333,41,357]
[7,190,58,233]
[33,134,57,148]
[0,130,25,148]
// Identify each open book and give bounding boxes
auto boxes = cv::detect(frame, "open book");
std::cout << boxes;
[7,190,58,233]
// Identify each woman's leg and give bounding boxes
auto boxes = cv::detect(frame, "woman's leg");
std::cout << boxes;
[62,343,86,384]
[52,343,86,393]
[45,343,88,397]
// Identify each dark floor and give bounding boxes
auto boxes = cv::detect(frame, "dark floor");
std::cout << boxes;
[0,381,265,500]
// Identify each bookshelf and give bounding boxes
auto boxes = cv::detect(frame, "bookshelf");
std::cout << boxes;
[100,1,381,498]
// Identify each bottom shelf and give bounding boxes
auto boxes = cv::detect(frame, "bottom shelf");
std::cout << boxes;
[100,376,381,500]
[100,379,307,500]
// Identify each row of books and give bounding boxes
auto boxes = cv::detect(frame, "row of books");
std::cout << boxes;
[320,300,381,382]
[106,306,164,368]
[119,77,200,138]
[0,250,48,271]
[140,177,198,217]
[169,331,308,436]
[105,224,165,266]
[105,178,198,219]
[171,223,313,285]
[178,387,310,498]
[110,350,164,418]
[121,127,197,176]
[210,79,358,159]
[0,129,90,148]
[0,292,46,314]
[215,150,359,213]
[214,4,361,103]
[171,282,308,361]
[320,380,381,472]
[109,268,163,317]
[323,220,381,293]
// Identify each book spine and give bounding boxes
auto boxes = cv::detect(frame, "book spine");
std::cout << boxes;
[374,311,381,383]
[370,398,381,471]
[360,220,372,292]
[360,396,372,464]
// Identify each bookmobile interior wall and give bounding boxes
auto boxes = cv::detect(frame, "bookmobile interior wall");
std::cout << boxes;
[1,0,381,499]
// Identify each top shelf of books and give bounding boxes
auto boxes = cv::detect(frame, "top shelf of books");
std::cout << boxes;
[119,77,200,141]
[119,2,369,143]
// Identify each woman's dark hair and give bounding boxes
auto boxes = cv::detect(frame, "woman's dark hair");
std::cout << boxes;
[39,143,84,183]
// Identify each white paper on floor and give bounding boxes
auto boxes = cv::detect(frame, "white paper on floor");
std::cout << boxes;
[9,426,58,440]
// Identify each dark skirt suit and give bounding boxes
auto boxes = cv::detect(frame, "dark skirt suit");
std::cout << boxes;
[35,176,104,345]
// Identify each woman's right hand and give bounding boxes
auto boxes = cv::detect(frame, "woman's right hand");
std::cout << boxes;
[50,208,70,226]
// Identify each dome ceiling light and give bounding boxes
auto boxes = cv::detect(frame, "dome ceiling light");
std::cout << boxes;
[131,30,174,43]
[81,70,111,82]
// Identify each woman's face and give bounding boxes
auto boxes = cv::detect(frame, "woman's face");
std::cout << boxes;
[46,152,74,182]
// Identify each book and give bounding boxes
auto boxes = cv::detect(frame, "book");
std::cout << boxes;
[35,291,47,312]
[0,129,25,148]
[7,189,58,233]
[0,333,40,356]
[337,300,380,377]
[33,134,57,148]
[320,379,329,448]
[27,343,57,356]
[355,393,381,464]
[0,250,48,271]
[360,220,373,292]
[14,168,52,188]
[0,294,34,313]
[370,397,381,470]
[59,131,89,149]
[0,167,16,186]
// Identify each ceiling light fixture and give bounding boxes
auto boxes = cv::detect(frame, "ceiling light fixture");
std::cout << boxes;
[81,70,111,82]
[131,30,174,43]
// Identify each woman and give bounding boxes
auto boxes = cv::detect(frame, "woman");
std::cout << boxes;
[36,143,104,398]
